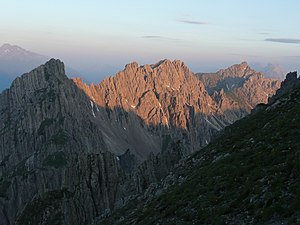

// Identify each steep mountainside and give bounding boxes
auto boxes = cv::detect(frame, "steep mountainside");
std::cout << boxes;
[0,59,281,225]
[197,62,281,118]
[100,72,300,225]
[0,59,157,225]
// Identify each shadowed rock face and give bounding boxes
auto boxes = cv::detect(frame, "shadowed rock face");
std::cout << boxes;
[0,59,281,225]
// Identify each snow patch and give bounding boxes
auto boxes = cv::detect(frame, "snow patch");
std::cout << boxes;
[204,118,220,131]
[123,127,126,130]
[92,111,96,118]
[116,156,120,161]
[90,101,96,117]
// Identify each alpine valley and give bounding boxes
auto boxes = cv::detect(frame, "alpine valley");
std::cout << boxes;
[1,57,298,225]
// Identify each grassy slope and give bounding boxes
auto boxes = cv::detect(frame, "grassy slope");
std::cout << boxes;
[102,86,300,225]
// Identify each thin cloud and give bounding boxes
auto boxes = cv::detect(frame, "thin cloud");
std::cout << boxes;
[229,53,258,57]
[179,19,207,25]
[141,36,182,41]
[284,55,300,58]
[258,32,271,35]
[265,38,300,44]
[141,36,163,39]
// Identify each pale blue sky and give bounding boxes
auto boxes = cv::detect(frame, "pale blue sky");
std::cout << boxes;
[0,0,300,82]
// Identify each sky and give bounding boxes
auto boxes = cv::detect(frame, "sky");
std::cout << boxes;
[0,0,300,83]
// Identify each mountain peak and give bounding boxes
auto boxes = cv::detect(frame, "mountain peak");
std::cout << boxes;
[1,43,13,48]
[38,58,65,81]
[12,58,66,86]
[240,61,248,65]
[0,43,46,59]
[229,61,250,71]
[216,61,255,78]
[151,59,172,69]
[150,59,186,69]
[124,61,139,71]
[1,43,28,53]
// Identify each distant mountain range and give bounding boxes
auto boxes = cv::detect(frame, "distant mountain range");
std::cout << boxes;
[0,58,281,225]
[0,43,286,92]
[197,62,280,115]
[251,62,287,80]
[0,43,80,91]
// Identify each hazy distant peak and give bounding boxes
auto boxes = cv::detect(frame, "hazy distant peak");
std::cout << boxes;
[251,63,287,80]
[0,43,18,49]
[0,43,46,59]
[1,43,28,53]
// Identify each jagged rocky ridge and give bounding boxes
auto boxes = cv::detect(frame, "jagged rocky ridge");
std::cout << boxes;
[100,72,300,225]
[197,62,280,116]
[0,59,280,225]
[74,60,280,154]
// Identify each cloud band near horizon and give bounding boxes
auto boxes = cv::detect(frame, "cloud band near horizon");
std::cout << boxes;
[265,38,300,44]
[178,19,207,25]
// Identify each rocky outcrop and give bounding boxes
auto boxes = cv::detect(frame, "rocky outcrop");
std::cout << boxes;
[197,62,281,121]
[269,71,300,103]
[0,59,281,225]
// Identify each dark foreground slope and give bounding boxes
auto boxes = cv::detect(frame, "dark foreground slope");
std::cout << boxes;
[101,72,300,225]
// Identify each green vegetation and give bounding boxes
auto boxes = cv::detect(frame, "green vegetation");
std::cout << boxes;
[101,87,300,224]
[0,180,11,198]
[12,157,34,178]
[38,118,54,135]
[42,151,68,168]
[162,134,172,152]
[0,118,11,135]
[50,130,68,145]
[34,87,56,103]
[16,189,73,225]
[0,154,10,166]
[47,88,56,102]
[44,67,51,81]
